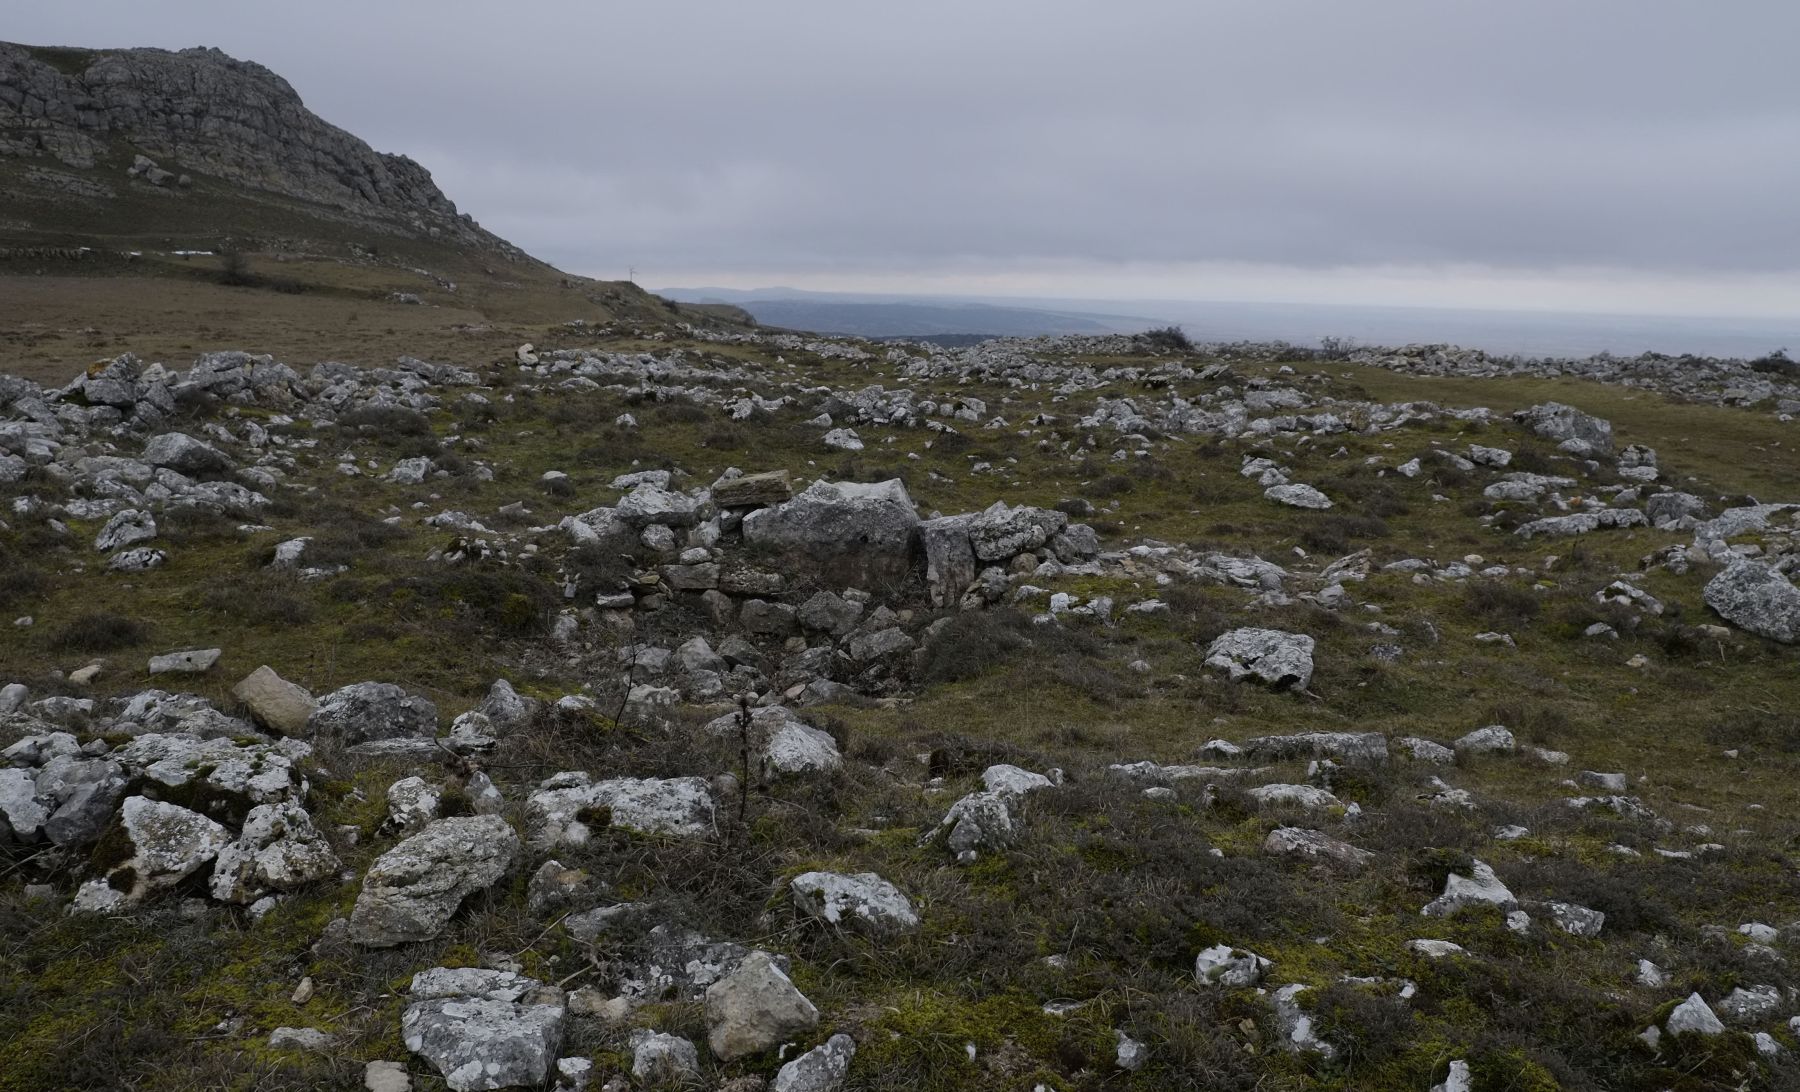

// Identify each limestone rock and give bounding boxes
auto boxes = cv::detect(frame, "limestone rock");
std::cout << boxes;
[615,482,700,528]
[966,501,1068,562]
[1664,992,1725,1036]
[1244,731,1387,765]
[629,1031,700,1084]
[921,514,978,607]
[705,950,820,1062]
[1265,483,1334,509]
[525,773,715,849]
[350,815,519,946]
[1704,560,1800,643]
[233,666,316,735]
[742,479,920,587]
[384,776,441,835]
[1204,628,1315,688]
[928,789,1015,860]
[1195,944,1270,987]
[210,801,341,903]
[77,796,229,907]
[1263,827,1374,870]
[403,967,566,1091]
[712,469,793,509]
[309,682,437,745]
[704,706,842,776]
[1422,860,1516,917]
[1514,402,1613,453]
[143,431,233,475]
[95,508,156,551]
[1454,725,1516,756]
[148,648,221,676]
[116,733,309,813]
[771,1033,856,1092]
[790,871,920,933]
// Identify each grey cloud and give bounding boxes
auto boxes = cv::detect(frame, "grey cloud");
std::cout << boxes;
[13,1,1800,282]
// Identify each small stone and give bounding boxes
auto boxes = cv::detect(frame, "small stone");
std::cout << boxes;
[772,1032,856,1091]
[268,1026,333,1052]
[364,1060,412,1092]
[148,648,222,676]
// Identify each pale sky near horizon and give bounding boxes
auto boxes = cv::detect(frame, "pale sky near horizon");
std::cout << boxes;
[12,1,1800,316]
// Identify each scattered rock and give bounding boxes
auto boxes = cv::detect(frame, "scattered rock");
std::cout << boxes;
[772,1032,856,1092]
[350,815,519,946]
[790,871,920,933]
[403,967,566,1091]
[1203,628,1315,688]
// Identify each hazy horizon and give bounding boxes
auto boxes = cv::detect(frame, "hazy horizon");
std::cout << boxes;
[660,285,1798,360]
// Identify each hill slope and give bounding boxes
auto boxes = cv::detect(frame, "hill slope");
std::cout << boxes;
[0,41,749,382]
[0,41,509,255]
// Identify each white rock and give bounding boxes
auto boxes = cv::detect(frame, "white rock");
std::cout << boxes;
[791,871,920,933]
[1194,944,1270,987]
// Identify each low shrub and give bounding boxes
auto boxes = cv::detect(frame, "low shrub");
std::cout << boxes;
[49,611,149,652]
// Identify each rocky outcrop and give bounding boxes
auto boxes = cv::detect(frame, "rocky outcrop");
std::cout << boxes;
[0,41,510,250]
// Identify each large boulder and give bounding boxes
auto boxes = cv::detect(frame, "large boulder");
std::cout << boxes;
[0,768,48,842]
[742,479,921,588]
[1204,629,1316,688]
[1263,827,1374,871]
[350,816,519,946]
[705,950,820,1061]
[1513,402,1613,454]
[402,968,566,1092]
[927,790,1016,861]
[232,666,316,736]
[1664,992,1725,1037]
[308,682,438,745]
[1703,560,1800,643]
[36,756,128,847]
[1265,483,1333,510]
[116,733,309,816]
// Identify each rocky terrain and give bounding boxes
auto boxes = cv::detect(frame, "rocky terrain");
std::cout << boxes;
[0,40,508,253]
[2,317,1800,1092]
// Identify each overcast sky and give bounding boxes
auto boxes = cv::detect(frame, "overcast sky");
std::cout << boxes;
[15,1,1800,315]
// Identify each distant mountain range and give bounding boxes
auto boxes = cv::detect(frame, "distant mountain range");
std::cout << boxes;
[657,287,1159,339]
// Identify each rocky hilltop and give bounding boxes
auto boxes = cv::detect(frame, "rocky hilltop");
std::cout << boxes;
[0,41,515,254]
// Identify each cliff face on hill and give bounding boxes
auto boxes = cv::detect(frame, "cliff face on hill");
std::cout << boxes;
[0,41,512,252]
